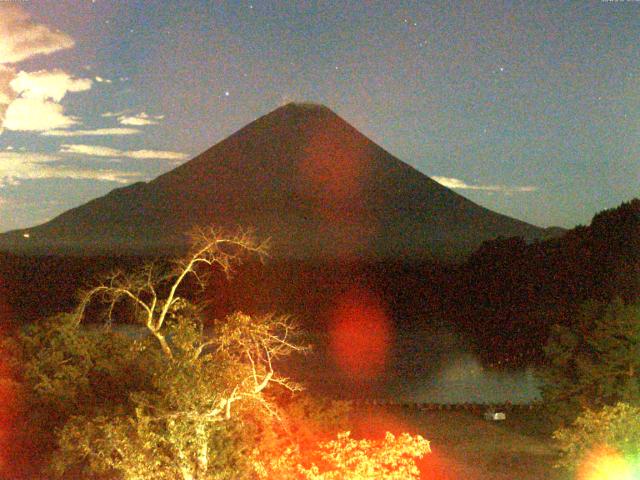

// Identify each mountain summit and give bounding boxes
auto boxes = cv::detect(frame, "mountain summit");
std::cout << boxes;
[0,103,546,258]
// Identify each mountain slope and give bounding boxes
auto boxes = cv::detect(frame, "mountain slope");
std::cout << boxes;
[0,103,546,258]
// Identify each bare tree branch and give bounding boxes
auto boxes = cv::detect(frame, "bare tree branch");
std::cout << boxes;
[73,228,268,359]
[55,226,308,480]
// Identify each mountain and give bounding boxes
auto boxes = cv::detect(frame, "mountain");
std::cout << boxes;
[0,102,548,259]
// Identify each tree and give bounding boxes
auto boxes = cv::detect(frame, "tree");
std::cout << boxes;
[19,228,309,480]
[254,431,430,480]
[540,298,640,424]
[553,402,640,477]
[3,312,142,478]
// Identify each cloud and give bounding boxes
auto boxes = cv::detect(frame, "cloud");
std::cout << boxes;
[0,66,16,105]
[60,144,189,160]
[59,144,121,157]
[42,127,141,137]
[432,176,537,193]
[101,110,130,118]
[101,111,164,126]
[42,168,140,183]
[0,151,141,185]
[10,69,92,102]
[117,112,164,126]
[4,97,79,131]
[0,65,17,133]
[126,150,187,160]
[1,69,91,132]
[0,4,75,64]
[0,6,79,134]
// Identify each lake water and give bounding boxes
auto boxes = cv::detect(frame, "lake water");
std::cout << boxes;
[297,328,543,404]
[388,354,541,404]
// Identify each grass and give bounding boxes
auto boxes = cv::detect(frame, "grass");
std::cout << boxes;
[349,405,566,480]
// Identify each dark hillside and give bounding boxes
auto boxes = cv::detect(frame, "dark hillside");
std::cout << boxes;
[450,198,640,367]
[0,199,636,371]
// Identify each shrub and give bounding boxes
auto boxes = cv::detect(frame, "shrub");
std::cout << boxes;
[554,402,640,477]
[255,431,431,479]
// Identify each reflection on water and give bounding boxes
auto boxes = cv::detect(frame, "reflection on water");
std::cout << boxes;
[297,327,543,403]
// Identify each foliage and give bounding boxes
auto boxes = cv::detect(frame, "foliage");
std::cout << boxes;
[454,198,639,368]
[255,431,430,480]
[18,228,309,480]
[3,312,141,478]
[540,299,640,423]
[19,313,140,414]
[247,392,353,473]
[275,393,353,445]
[553,402,640,476]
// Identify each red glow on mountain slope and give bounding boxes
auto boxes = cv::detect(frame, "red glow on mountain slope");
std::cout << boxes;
[298,117,371,208]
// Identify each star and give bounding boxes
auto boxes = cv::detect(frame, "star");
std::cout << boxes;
[224,91,230,97]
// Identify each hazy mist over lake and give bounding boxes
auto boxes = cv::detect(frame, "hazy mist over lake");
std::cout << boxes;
[383,329,542,404]
[299,326,542,404]
[392,354,541,404]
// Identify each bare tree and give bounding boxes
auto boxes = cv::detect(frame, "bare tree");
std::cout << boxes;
[75,227,268,358]
[35,227,310,480]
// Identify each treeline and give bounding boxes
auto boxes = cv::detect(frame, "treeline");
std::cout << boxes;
[0,199,637,372]
[449,198,639,367]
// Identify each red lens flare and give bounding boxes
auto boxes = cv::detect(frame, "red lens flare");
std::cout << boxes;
[0,373,17,475]
[328,288,392,382]
[0,276,20,478]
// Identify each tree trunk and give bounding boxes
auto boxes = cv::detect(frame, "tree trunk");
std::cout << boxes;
[177,447,195,480]
[195,423,209,478]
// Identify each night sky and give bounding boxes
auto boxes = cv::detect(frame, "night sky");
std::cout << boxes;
[0,0,637,232]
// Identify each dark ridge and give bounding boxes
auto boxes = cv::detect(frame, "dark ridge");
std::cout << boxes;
[0,103,547,258]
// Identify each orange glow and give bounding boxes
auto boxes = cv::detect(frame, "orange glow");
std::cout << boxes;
[351,406,454,479]
[328,288,392,381]
[0,277,20,478]
[0,374,16,472]
[578,446,638,480]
